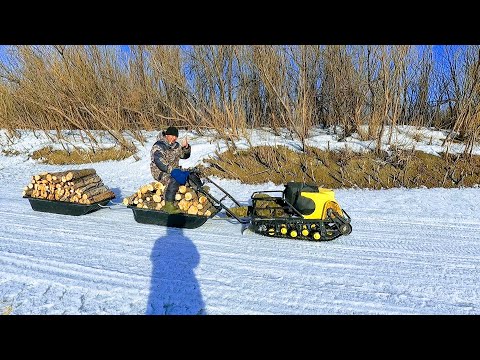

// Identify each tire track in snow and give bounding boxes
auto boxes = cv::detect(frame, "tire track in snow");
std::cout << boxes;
[2,183,480,314]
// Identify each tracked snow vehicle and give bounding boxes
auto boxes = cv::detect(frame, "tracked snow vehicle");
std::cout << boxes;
[246,182,352,241]
[192,175,352,241]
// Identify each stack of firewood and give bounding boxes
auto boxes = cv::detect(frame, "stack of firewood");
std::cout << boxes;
[22,168,115,204]
[122,182,216,217]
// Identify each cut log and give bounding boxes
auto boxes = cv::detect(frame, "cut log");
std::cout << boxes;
[59,192,71,202]
[76,182,103,196]
[46,172,70,183]
[154,182,165,191]
[184,192,195,201]
[46,170,73,180]
[81,185,109,199]
[187,205,198,215]
[85,190,115,204]
[178,199,188,211]
[142,201,156,209]
[22,189,33,197]
[71,174,102,190]
[65,169,97,181]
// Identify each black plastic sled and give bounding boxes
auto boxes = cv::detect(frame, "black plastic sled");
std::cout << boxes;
[127,205,221,229]
[24,196,114,216]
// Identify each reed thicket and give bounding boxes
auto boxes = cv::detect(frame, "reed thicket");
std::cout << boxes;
[1,45,479,157]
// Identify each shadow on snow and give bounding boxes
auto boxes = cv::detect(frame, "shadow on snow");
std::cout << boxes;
[146,218,205,315]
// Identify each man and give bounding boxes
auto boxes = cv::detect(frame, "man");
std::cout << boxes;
[150,126,202,214]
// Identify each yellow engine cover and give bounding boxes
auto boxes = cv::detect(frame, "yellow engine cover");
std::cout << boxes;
[300,188,342,220]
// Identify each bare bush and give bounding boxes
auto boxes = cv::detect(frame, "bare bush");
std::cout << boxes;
[0,45,479,164]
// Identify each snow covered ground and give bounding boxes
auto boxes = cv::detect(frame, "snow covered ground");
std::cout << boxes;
[1,127,480,315]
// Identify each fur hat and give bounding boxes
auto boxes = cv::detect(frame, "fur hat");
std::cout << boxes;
[164,126,179,137]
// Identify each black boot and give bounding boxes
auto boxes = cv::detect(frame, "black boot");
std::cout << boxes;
[189,173,209,192]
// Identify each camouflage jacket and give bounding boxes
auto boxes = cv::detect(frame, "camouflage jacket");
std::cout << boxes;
[150,132,191,182]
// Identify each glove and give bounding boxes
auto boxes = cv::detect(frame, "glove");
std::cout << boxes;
[171,168,190,185]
